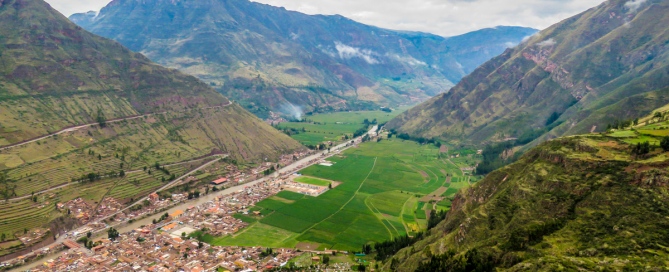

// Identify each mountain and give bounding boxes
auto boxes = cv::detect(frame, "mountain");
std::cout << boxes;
[387,0,669,147]
[68,0,537,118]
[386,110,669,270]
[0,0,302,162]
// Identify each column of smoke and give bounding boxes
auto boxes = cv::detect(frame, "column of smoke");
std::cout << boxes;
[280,102,304,121]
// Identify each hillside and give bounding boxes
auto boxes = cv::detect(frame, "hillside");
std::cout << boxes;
[68,0,536,118]
[0,0,303,242]
[386,112,669,271]
[0,0,301,161]
[387,0,669,147]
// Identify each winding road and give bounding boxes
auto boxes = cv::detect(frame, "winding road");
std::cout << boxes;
[0,103,231,152]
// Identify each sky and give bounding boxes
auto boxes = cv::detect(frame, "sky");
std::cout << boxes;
[45,0,606,37]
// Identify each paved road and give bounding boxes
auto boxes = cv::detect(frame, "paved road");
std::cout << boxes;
[0,103,231,152]
[11,125,378,271]
[94,154,228,224]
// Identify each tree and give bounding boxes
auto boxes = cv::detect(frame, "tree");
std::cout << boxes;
[107,227,119,240]
[357,264,366,271]
[322,255,330,265]
[632,141,651,156]
[87,232,92,238]
[96,108,106,128]
[119,170,125,177]
[661,136,669,151]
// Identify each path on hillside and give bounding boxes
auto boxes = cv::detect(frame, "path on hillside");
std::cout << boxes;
[0,154,225,204]
[94,155,227,223]
[0,102,231,152]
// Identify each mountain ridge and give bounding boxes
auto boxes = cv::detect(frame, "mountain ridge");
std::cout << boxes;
[387,0,669,148]
[69,0,537,118]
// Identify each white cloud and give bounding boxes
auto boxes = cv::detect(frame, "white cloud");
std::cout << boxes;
[45,0,605,37]
[388,54,427,66]
[537,38,556,47]
[504,41,517,48]
[249,0,604,36]
[335,42,379,64]
[624,0,647,13]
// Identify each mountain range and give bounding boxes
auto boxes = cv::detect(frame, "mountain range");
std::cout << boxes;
[388,0,669,149]
[69,0,537,118]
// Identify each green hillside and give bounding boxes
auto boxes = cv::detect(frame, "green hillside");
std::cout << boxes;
[388,0,669,148]
[69,0,536,118]
[0,0,302,248]
[386,111,669,271]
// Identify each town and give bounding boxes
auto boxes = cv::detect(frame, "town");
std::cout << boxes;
[2,131,373,271]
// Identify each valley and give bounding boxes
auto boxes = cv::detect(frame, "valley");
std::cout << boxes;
[2,0,669,271]
[274,109,407,146]
[209,139,479,251]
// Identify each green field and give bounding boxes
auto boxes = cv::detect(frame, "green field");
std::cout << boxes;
[277,110,406,146]
[212,138,479,251]
[294,176,331,187]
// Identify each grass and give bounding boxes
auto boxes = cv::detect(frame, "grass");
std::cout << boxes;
[294,176,331,187]
[212,138,479,251]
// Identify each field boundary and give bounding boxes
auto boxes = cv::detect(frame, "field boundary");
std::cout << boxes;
[298,157,378,236]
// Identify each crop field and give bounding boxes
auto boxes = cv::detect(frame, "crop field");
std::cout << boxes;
[212,138,479,251]
[276,110,405,146]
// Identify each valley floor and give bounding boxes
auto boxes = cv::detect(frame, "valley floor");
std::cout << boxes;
[209,138,480,251]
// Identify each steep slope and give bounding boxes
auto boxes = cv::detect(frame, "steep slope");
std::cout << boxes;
[0,0,301,161]
[69,0,536,118]
[0,0,303,251]
[387,126,669,271]
[388,0,669,147]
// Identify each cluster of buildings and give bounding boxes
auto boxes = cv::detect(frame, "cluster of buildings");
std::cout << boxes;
[57,198,94,225]
[5,147,326,270]
[281,180,329,196]
[166,180,285,236]
[32,231,299,272]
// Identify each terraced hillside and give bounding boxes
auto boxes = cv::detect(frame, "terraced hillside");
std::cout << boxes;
[69,0,536,118]
[388,0,669,147]
[386,109,669,271]
[0,0,302,253]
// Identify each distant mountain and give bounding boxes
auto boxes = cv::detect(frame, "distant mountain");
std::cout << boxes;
[69,0,536,118]
[0,0,302,161]
[387,0,669,147]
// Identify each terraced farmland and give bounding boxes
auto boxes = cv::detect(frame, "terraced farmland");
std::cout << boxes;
[212,138,480,251]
